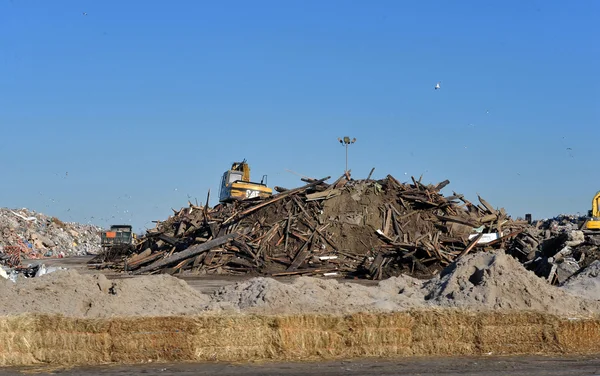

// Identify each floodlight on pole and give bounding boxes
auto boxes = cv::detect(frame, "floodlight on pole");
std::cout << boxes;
[337,136,356,173]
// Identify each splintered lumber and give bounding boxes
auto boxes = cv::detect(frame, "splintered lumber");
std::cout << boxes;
[92,170,532,280]
[133,233,239,274]
[457,233,483,259]
[478,195,497,215]
[287,232,315,271]
[305,189,341,201]
[435,180,450,191]
[223,176,331,224]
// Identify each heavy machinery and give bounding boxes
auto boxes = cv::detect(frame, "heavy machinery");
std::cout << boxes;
[89,225,137,266]
[219,160,273,203]
[583,191,600,233]
[100,225,137,249]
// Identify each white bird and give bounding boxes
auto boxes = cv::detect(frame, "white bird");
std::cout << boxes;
[434,82,441,90]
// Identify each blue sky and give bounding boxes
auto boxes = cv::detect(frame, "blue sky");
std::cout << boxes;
[1,0,598,231]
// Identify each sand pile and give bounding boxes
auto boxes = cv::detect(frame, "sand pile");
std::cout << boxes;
[0,250,598,318]
[0,270,209,317]
[210,275,426,314]
[212,250,600,316]
[560,261,600,300]
[423,251,600,316]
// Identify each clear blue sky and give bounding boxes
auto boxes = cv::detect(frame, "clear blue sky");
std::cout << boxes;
[1,0,598,231]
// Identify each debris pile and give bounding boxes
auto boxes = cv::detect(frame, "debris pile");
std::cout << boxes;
[0,208,102,266]
[91,173,531,279]
[507,215,600,285]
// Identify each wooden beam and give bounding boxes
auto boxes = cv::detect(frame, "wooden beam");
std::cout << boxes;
[133,233,239,274]
[457,233,483,259]
[286,232,315,271]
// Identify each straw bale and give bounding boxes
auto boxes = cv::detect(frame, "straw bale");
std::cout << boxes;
[556,319,600,354]
[192,315,277,361]
[0,315,111,366]
[0,311,597,366]
[410,310,477,355]
[344,313,413,357]
[110,317,197,362]
[273,315,348,359]
[476,311,562,355]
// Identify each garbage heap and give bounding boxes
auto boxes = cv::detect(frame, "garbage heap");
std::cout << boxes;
[0,208,102,266]
[90,173,532,279]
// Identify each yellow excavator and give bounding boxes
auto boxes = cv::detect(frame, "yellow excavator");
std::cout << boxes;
[583,191,600,233]
[219,160,273,203]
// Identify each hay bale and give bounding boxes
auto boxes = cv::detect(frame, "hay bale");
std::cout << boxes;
[192,315,277,361]
[0,314,111,366]
[0,310,597,366]
[110,316,197,363]
[345,313,413,357]
[556,318,600,354]
[410,310,478,355]
[273,314,348,359]
[477,311,562,355]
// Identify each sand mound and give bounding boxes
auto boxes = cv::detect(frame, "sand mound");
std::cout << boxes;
[210,275,426,314]
[0,250,598,318]
[560,261,600,300]
[0,270,209,317]
[423,250,600,316]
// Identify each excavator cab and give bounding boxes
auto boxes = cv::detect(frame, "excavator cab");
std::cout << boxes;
[584,191,600,232]
[219,160,273,203]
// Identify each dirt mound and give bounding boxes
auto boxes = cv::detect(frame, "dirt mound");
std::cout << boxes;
[0,270,209,317]
[423,250,600,316]
[210,275,426,314]
[560,261,600,300]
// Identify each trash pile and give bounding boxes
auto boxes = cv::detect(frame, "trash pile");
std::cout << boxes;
[90,173,533,279]
[0,208,102,266]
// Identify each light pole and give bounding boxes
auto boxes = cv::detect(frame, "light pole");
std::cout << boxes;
[338,136,356,173]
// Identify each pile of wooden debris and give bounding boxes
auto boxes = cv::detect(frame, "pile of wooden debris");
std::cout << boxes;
[89,173,530,279]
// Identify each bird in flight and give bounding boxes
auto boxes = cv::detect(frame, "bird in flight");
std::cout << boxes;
[82,12,88,16]
[434,82,441,90]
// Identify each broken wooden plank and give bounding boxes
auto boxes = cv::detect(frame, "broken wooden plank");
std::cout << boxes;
[477,195,497,215]
[133,233,239,274]
[305,189,341,201]
[457,233,483,259]
[286,232,315,271]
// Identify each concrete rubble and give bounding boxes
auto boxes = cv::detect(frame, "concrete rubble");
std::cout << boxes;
[509,214,600,285]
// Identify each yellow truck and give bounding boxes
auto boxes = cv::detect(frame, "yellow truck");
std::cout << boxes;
[219,160,272,203]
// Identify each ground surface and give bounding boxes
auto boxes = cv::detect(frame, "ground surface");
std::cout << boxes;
[4,356,600,376]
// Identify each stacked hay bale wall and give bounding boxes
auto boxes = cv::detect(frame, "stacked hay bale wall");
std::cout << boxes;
[0,311,598,366]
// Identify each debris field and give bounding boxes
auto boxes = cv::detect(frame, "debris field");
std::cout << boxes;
[88,172,597,285]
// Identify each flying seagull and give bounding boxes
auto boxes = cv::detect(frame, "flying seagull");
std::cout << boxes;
[434,82,441,90]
